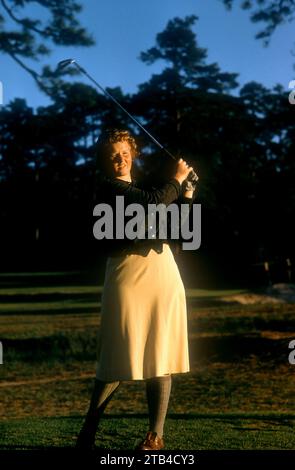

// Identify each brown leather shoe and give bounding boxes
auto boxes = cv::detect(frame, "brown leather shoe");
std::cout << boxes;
[134,431,164,450]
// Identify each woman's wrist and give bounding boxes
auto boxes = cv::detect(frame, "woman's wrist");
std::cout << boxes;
[173,175,186,185]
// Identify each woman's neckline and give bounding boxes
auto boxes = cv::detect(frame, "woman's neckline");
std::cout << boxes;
[113,177,133,184]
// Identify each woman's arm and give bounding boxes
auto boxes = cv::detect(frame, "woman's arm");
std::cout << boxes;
[101,177,182,208]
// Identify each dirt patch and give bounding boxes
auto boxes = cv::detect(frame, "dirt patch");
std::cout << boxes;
[220,283,295,305]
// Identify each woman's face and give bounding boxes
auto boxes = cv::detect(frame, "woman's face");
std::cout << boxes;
[107,140,133,180]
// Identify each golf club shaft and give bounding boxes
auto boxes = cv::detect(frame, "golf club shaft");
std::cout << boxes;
[73,63,177,159]
[58,59,198,181]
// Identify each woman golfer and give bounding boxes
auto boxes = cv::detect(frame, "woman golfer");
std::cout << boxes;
[76,129,197,450]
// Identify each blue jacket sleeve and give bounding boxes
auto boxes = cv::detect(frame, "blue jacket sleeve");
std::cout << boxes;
[100,176,182,208]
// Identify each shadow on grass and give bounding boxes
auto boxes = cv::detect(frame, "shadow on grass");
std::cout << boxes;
[2,412,295,423]
[1,413,295,450]
[2,332,292,363]
[0,292,100,304]
[189,335,291,363]
[0,306,100,315]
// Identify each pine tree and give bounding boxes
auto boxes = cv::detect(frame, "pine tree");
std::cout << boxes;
[0,0,94,93]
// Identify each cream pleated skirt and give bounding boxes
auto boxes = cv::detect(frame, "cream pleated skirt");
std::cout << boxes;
[95,243,190,381]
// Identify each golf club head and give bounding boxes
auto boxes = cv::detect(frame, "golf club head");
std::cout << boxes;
[56,59,76,71]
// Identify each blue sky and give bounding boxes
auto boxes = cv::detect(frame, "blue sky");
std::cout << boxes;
[0,0,294,109]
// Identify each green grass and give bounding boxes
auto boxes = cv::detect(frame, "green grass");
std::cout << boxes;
[1,414,295,450]
[185,288,249,298]
[0,271,295,450]
[0,271,81,277]
[0,285,104,296]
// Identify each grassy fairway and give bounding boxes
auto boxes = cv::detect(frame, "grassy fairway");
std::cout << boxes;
[2,414,295,450]
[0,271,295,450]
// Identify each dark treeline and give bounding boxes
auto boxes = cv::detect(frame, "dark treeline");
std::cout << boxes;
[0,16,294,287]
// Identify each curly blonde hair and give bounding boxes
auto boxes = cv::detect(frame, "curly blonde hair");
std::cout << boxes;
[95,128,139,166]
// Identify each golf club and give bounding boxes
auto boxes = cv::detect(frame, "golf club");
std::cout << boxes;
[57,58,199,182]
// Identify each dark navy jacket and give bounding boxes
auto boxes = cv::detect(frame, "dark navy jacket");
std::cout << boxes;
[93,175,195,257]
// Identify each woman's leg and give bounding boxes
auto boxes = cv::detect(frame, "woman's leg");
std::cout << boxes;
[145,374,172,438]
[76,378,121,447]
